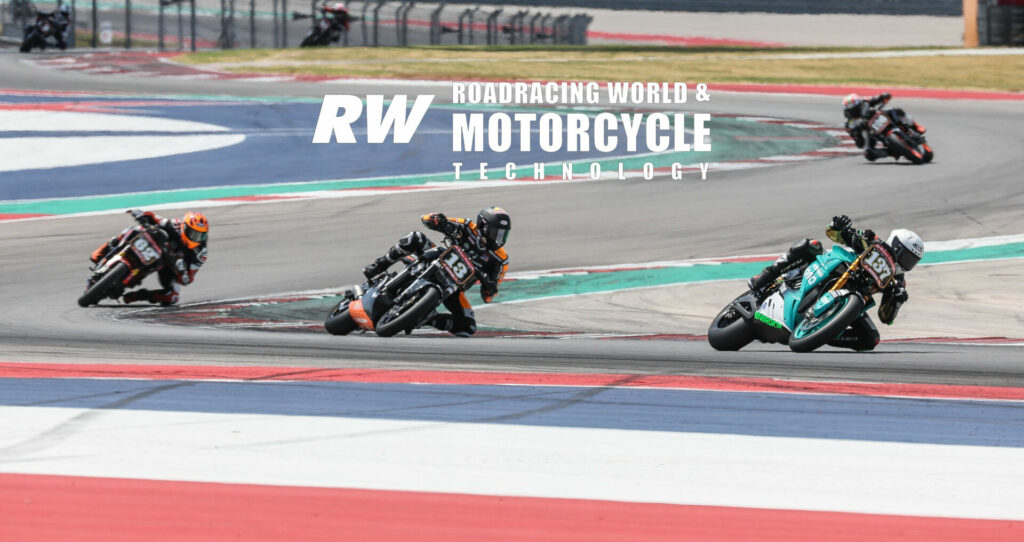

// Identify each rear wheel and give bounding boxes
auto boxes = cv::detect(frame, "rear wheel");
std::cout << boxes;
[77,262,129,307]
[789,294,864,353]
[324,300,357,336]
[300,29,322,47]
[375,287,441,338]
[707,293,756,351]
[19,32,36,52]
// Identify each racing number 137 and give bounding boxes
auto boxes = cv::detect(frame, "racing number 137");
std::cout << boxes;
[864,250,892,282]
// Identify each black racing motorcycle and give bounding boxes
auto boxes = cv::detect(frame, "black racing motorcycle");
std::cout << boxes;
[20,13,64,52]
[300,11,346,47]
[77,216,170,307]
[325,237,478,337]
[864,108,933,164]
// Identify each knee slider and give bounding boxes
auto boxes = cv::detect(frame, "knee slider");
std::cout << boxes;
[397,231,428,254]
[789,238,822,259]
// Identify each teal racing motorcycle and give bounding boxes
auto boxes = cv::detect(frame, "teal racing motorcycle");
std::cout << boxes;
[708,242,899,352]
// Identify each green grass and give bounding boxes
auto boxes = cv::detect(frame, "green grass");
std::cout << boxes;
[177,45,1024,92]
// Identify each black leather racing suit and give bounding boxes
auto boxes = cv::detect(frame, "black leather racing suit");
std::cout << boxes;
[844,93,893,160]
[367,213,509,336]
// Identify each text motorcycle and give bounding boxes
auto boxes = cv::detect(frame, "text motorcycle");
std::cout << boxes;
[324,237,478,337]
[77,216,170,307]
[708,242,901,352]
[864,109,933,164]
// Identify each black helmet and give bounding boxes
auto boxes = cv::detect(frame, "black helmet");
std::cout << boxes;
[477,206,510,250]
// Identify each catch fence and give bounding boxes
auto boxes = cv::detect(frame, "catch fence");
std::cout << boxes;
[0,0,592,50]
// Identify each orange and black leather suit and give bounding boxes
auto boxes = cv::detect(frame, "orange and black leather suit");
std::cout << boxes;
[365,213,509,336]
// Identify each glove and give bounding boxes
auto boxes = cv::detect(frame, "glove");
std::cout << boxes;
[173,258,193,284]
[421,212,447,228]
[127,209,154,225]
[829,215,852,232]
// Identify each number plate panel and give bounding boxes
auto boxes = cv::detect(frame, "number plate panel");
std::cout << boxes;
[439,245,476,287]
[130,232,162,265]
[869,112,890,133]
[862,244,896,289]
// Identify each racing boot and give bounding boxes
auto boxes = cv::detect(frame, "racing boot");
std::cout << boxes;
[363,244,412,279]
[123,289,158,304]
[826,315,880,352]
[864,147,889,162]
[362,256,394,279]
[429,313,471,337]
[748,238,823,293]
[747,263,784,293]
[90,238,116,264]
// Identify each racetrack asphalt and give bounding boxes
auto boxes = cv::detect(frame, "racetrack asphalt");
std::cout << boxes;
[1,49,1023,385]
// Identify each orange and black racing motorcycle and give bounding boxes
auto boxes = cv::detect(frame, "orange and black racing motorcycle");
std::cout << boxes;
[324,235,478,337]
[864,108,933,164]
[77,214,170,307]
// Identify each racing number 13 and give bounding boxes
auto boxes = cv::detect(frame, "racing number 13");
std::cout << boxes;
[445,252,470,280]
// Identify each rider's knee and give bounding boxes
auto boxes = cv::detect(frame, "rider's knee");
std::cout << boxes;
[789,238,823,260]
[397,231,430,254]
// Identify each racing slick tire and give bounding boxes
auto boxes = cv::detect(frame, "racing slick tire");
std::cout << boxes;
[77,262,130,307]
[324,301,357,335]
[789,294,865,353]
[887,132,924,164]
[707,295,756,351]
[375,286,441,338]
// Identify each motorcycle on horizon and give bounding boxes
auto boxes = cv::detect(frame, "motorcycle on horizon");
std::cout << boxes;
[708,242,900,352]
[324,236,479,337]
[77,216,170,307]
[20,12,65,52]
[300,7,348,47]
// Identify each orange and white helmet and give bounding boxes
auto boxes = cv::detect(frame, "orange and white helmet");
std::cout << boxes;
[180,212,209,250]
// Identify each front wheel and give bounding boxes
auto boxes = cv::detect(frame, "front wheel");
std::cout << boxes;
[789,294,865,353]
[19,32,37,52]
[707,295,755,351]
[300,29,322,47]
[921,143,934,163]
[887,132,924,164]
[77,262,130,307]
[375,287,441,338]
[324,300,357,336]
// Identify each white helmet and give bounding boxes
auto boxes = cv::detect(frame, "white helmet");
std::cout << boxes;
[886,229,924,272]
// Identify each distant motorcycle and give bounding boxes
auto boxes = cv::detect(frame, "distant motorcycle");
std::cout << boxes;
[325,237,478,337]
[78,216,170,307]
[300,6,349,47]
[864,109,933,164]
[20,12,65,52]
[708,241,900,352]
